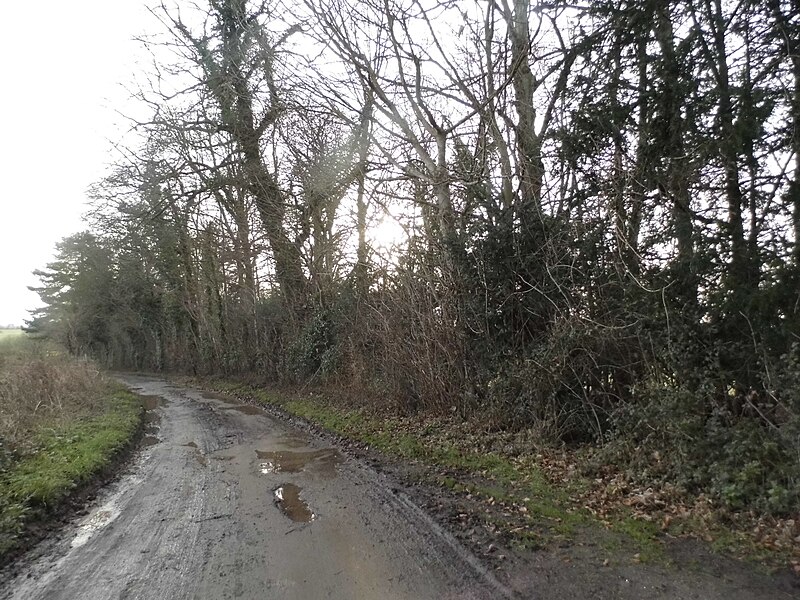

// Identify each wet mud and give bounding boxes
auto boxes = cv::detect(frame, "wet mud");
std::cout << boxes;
[223,404,264,416]
[70,506,119,550]
[139,395,167,410]
[140,396,163,449]
[0,375,513,600]
[193,450,208,466]
[275,433,312,448]
[198,390,235,402]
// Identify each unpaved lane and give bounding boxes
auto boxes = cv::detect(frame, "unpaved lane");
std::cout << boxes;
[0,376,509,600]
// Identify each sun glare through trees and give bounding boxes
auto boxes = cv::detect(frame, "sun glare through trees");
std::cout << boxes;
[25,0,800,526]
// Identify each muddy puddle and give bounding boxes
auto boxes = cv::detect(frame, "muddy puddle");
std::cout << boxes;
[71,506,120,549]
[179,441,207,465]
[140,394,168,410]
[196,389,270,417]
[275,433,312,448]
[141,397,162,447]
[256,448,342,477]
[273,483,314,522]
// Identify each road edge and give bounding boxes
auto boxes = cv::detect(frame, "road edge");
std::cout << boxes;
[0,386,145,575]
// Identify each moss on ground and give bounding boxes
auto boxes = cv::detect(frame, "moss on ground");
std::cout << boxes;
[604,517,666,563]
[197,380,679,563]
[193,379,800,571]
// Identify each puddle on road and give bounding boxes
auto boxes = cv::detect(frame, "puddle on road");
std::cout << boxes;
[142,397,162,430]
[256,449,342,477]
[179,441,207,465]
[200,391,237,403]
[198,390,267,417]
[71,506,120,548]
[274,483,314,522]
[140,400,162,447]
[276,433,312,448]
[140,395,168,410]
[223,404,264,416]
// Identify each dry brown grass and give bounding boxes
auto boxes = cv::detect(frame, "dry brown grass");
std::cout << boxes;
[0,336,107,454]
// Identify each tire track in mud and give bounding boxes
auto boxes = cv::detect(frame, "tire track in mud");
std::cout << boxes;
[0,375,513,600]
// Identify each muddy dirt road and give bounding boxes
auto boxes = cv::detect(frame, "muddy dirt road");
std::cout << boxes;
[0,376,509,600]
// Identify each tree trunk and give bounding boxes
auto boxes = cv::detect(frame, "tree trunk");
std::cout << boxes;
[355,90,373,296]
[654,3,697,310]
[508,0,544,221]
[212,0,306,318]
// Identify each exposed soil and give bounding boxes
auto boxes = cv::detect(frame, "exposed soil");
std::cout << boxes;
[2,375,798,599]
[0,376,508,600]
[195,383,800,600]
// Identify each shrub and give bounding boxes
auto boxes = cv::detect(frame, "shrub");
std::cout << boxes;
[482,317,642,443]
[287,309,339,380]
[603,373,800,516]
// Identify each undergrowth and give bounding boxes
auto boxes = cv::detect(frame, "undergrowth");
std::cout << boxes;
[198,377,799,571]
[0,335,142,558]
[0,388,141,556]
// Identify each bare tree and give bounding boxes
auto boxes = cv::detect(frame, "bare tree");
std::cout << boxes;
[155,0,307,315]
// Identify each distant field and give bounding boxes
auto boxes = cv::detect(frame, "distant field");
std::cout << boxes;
[0,329,23,341]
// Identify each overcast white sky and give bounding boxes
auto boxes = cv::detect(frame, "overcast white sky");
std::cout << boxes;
[0,1,151,326]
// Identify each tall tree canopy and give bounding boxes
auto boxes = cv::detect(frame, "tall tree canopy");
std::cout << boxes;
[30,0,800,515]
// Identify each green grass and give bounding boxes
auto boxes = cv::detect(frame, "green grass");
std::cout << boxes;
[203,380,775,566]
[0,329,25,350]
[200,382,605,547]
[0,387,142,556]
[604,517,666,563]
[0,330,59,368]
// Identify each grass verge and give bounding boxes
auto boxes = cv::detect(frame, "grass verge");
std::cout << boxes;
[194,380,670,560]
[0,386,141,558]
[194,378,800,573]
